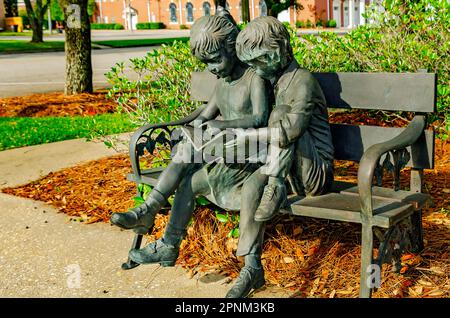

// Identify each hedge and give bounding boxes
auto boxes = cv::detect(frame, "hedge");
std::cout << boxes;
[136,22,166,30]
[90,23,124,30]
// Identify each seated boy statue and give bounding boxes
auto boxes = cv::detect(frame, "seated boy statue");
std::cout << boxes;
[235,16,335,221]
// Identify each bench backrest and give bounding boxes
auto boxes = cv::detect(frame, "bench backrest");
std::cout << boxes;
[191,71,436,169]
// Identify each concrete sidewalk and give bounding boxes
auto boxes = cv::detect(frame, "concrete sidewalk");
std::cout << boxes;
[0,137,290,298]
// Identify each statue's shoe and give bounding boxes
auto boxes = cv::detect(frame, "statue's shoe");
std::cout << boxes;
[110,197,162,234]
[254,183,287,222]
[129,239,179,266]
[225,266,265,298]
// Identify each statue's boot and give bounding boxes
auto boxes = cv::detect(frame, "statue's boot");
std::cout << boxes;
[110,191,166,234]
[225,265,265,298]
[254,181,287,222]
[128,238,180,266]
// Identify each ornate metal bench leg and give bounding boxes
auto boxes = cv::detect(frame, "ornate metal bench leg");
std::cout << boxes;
[410,210,424,253]
[359,224,375,298]
[121,233,143,270]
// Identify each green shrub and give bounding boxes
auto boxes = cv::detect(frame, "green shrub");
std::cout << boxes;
[295,20,305,28]
[106,41,205,125]
[91,23,124,30]
[316,19,324,27]
[306,19,313,28]
[136,22,166,29]
[237,22,247,30]
[179,24,188,30]
[326,19,337,28]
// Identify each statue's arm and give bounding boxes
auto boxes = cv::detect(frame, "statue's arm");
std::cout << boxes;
[195,90,220,126]
[237,76,315,147]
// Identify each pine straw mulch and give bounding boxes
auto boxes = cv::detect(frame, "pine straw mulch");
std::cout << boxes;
[0,91,118,117]
[2,110,449,298]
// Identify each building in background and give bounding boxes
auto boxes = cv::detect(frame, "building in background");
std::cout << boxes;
[93,0,374,30]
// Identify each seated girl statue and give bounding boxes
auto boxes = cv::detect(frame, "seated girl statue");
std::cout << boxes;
[110,14,271,297]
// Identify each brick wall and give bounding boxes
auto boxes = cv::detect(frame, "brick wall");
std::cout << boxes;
[92,0,329,30]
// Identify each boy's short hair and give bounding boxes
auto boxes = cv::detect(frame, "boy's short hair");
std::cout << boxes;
[190,15,240,59]
[236,16,293,63]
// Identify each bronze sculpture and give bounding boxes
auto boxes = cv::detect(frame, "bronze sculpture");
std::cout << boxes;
[111,15,334,298]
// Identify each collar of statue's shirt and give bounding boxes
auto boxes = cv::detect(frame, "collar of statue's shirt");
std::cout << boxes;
[274,59,300,97]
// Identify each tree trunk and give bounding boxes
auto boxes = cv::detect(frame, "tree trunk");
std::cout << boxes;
[31,19,44,42]
[61,0,93,94]
[241,0,250,23]
[24,0,48,43]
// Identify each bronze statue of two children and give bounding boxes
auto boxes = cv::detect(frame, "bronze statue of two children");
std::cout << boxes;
[110,13,334,298]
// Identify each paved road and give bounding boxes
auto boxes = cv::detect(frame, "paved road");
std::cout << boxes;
[0,28,348,42]
[0,46,154,97]
[0,29,190,42]
[0,136,290,298]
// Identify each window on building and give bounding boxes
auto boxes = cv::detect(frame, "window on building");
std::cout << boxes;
[259,0,267,17]
[203,2,211,16]
[186,2,194,23]
[169,3,177,23]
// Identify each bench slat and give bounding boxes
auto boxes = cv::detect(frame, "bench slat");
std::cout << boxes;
[314,72,436,112]
[331,124,435,169]
[340,185,431,209]
[191,71,436,113]
[286,193,415,228]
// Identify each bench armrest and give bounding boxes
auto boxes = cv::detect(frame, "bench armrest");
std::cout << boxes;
[357,115,427,220]
[129,105,206,177]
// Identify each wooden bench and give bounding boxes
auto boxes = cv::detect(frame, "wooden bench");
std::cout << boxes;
[122,70,436,298]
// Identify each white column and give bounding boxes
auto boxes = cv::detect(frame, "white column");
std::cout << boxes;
[147,0,151,22]
[251,0,255,20]
[348,0,354,28]
[327,0,330,20]
[294,4,297,23]
[47,8,52,33]
[359,0,365,25]
[178,0,183,24]
[98,0,103,22]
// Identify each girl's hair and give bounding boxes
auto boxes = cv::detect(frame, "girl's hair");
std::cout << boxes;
[190,15,240,59]
[236,16,293,63]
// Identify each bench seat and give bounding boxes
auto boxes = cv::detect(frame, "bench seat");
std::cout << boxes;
[284,189,430,229]
[128,169,430,229]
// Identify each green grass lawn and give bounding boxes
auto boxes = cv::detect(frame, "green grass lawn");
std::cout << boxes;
[0,114,138,151]
[0,37,189,53]
[0,40,64,53]
[0,31,34,36]
[93,37,189,48]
